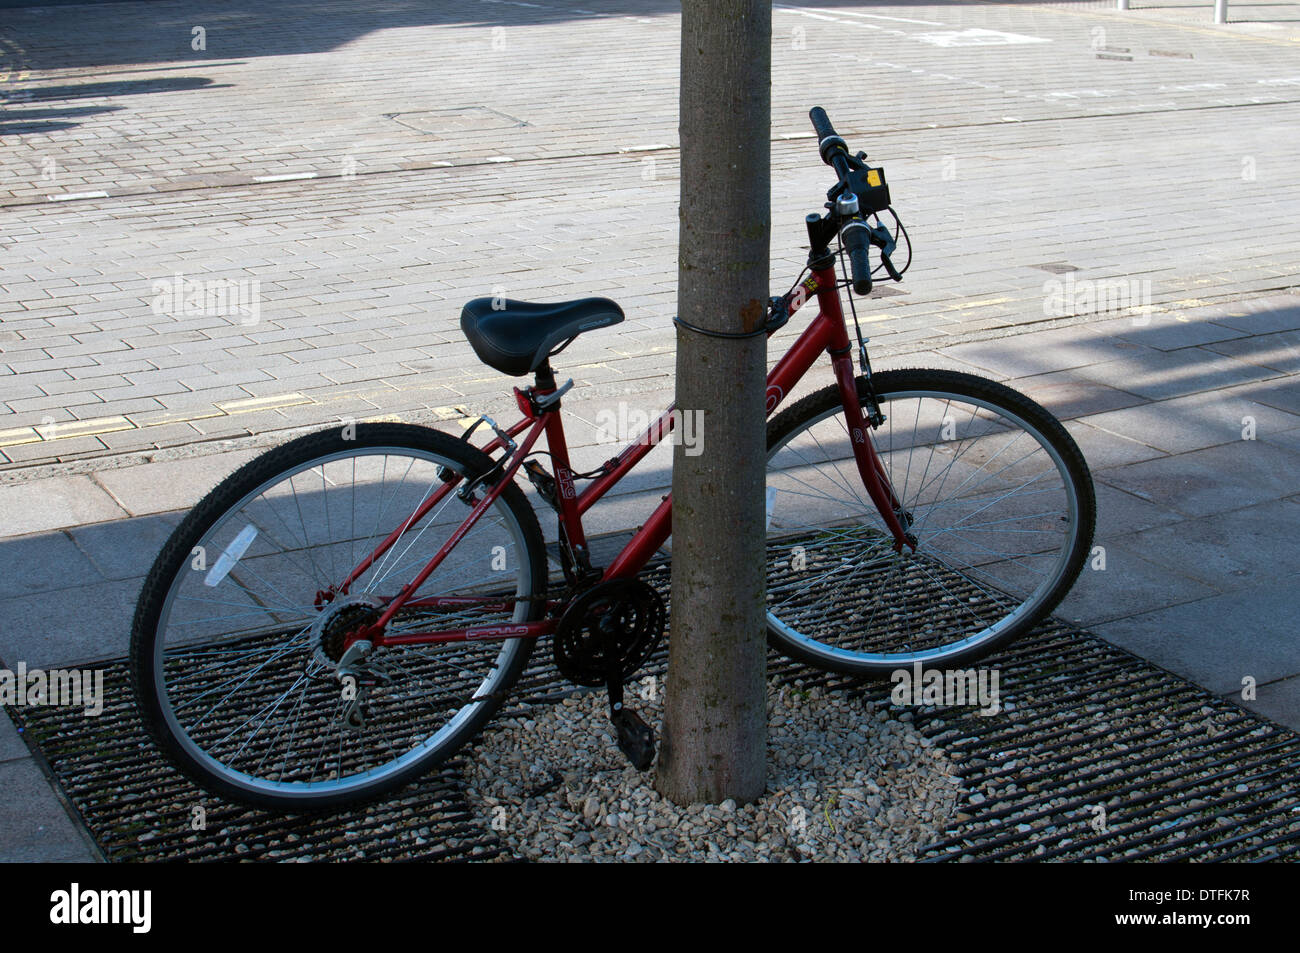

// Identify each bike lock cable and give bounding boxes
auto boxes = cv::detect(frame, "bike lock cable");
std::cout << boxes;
[673,295,791,338]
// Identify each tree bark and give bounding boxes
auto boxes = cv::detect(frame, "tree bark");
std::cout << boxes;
[655,0,771,806]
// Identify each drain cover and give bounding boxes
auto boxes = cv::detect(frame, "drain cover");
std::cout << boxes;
[8,563,1300,862]
[390,106,526,136]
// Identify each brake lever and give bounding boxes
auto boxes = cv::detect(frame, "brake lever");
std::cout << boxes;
[867,222,903,281]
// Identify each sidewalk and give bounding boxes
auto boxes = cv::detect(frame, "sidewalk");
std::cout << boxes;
[2,0,1298,860]
[3,297,1297,861]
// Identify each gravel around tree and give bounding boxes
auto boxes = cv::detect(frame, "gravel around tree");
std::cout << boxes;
[465,680,963,862]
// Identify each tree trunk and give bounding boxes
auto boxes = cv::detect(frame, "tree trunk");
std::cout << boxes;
[656,0,771,806]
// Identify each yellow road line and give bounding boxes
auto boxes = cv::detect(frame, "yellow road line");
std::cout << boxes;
[0,427,41,448]
[36,416,133,440]
[215,392,312,413]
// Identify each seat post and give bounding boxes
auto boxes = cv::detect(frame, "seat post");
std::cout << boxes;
[534,362,558,396]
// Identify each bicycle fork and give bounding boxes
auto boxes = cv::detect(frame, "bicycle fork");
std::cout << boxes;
[829,351,916,553]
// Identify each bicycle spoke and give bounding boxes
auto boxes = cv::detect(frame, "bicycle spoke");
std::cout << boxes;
[139,431,542,807]
[765,371,1090,670]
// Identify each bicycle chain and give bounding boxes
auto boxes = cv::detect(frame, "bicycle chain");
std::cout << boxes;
[310,584,581,714]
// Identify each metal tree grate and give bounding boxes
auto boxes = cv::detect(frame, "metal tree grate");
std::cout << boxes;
[7,563,1300,862]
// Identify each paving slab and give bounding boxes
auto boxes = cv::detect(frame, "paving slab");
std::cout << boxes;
[1204,296,1300,336]
[1241,676,1300,731]
[1086,313,1249,352]
[1062,419,1167,469]
[1203,329,1300,374]
[1098,440,1300,518]
[0,713,28,763]
[937,327,1158,379]
[0,475,128,538]
[1091,481,1186,539]
[92,449,261,516]
[1009,369,1147,420]
[1230,378,1300,418]
[1069,347,1280,402]
[0,758,98,863]
[0,530,105,598]
[1055,538,1222,628]
[1116,499,1300,591]
[1094,578,1300,696]
[0,577,139,669]
[1079,388,1300,455]
[69,512,183,582]
[1262,427,1300,456]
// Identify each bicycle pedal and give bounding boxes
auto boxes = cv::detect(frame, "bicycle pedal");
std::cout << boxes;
[612,708,656,771]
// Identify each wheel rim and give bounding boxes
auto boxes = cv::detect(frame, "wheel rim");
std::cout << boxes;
[765,387,1081,668]
[149,445,535,802]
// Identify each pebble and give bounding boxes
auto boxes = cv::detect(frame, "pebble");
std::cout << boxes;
[463,685,961,862]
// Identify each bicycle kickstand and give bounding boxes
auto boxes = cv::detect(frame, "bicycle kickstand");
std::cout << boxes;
[604,639,656,771]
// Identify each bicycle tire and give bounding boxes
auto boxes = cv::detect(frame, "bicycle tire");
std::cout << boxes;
[764,368,1095,675]
[131,423,547,812]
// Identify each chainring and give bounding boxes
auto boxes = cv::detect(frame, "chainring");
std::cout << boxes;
[553,578,665,687]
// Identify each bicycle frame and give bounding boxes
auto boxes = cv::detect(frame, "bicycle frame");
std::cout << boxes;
[340,259,912,651]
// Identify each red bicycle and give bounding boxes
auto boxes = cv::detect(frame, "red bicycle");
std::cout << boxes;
[132,108,1095,811]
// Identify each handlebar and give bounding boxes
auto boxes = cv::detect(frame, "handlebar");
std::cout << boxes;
[840,220,873,296]
[808,106,904,296]
[810,106,853,181]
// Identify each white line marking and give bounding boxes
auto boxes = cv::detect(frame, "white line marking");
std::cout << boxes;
[816,9,945,26]
[914,29,1052,48]
[47,190,109,202]
[253,172,318,182]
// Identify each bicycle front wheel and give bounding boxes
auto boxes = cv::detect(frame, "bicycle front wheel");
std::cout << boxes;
[131,423,547,811]
[764,368,1095,674]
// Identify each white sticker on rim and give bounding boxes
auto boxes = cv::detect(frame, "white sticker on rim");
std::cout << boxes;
[204,524,258,587]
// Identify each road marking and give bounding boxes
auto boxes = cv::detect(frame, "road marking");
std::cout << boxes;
[1159,83,1227,92]
[820,9,944,27]
[914,29,1051,48]
[946,297,1013,311]
[775,5,904,33]
[216,393,312,412]
[47,191,109,202]
[35,416,132,440]
[0,427,41,448]
[253,172,318,183]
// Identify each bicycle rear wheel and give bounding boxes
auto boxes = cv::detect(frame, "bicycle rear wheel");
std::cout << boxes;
[764,368,1095,674]
[131,423,547,811]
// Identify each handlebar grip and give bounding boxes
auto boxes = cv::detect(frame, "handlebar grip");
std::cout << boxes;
[809,106,836,141]
[841,220,873,295]
[809,106,850,174]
